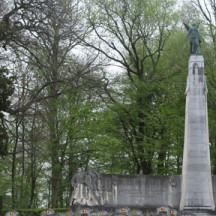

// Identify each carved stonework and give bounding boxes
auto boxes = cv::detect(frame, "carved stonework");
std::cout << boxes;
[70,169,112,206]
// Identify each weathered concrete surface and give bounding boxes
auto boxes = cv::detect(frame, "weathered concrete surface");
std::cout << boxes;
[98,174,182,208]
[69,172,182,208]
[180,55,215,211]
[69,171,216,211]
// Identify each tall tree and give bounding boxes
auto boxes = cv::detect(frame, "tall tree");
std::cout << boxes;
[15,0,86,207]
[84,0,179,174]
[5,0,106,207]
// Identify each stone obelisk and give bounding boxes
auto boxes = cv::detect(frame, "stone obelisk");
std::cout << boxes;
[180,55,215,211]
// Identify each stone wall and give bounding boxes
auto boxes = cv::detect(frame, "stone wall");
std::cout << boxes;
[70,172,216,209]
[99,174,182,208]
[70,171,182,209]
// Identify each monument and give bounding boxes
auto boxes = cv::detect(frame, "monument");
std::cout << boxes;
[180,24,215,213]
[69,24,216,215]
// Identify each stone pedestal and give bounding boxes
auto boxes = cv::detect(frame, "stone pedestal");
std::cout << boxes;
[180,55,215,211]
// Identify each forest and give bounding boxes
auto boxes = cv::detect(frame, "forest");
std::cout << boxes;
[1,0,216,210]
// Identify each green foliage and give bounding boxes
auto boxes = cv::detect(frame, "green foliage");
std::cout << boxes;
[85,0,181,175]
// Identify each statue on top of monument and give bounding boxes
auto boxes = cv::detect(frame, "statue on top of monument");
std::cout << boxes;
[183,22,201,55]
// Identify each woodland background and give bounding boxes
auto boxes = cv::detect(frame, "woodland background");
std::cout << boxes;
[1,0,216,210]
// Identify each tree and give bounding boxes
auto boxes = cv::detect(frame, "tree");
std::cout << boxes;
[84,0,179,174]
[14,0,82,207]
[3,0,107,208]
[0,0,110,208]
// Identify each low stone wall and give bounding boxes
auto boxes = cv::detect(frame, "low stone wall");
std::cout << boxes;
[70,171,182,209]
[70,172,216,210]
[99,174,182,209]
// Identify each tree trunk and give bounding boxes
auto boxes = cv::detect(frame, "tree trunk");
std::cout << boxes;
[136,93,152,174]
[48,90,62,208]
[12,120,19,208]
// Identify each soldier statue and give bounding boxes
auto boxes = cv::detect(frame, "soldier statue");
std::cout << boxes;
[183,23,201,55]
